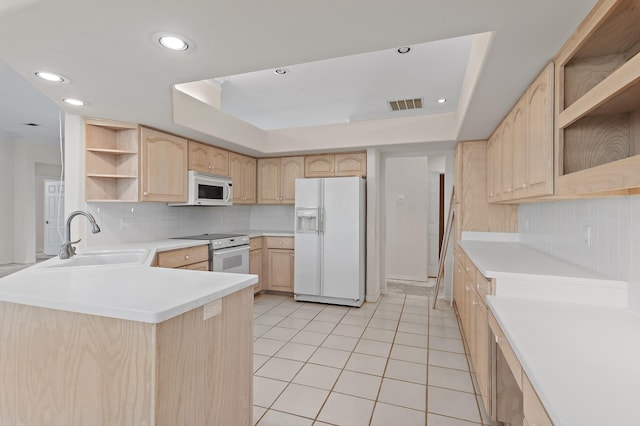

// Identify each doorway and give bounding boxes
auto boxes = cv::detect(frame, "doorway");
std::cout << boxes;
[43,179,64,256]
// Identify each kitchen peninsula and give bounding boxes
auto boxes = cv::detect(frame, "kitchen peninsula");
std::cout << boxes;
[0,240,257,426]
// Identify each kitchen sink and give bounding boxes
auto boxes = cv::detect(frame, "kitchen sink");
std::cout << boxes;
[42,249,150,269]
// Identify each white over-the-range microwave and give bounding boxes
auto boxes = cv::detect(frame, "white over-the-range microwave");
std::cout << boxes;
[169,171,233,206]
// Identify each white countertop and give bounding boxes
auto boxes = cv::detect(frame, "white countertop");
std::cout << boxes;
[458,239,627,308]
[0,240,257,324]
[488,296,640,426]
[233,229,294,238]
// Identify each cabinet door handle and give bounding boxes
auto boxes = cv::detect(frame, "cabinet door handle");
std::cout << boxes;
[143,191,148,196]
[185,255,190,260]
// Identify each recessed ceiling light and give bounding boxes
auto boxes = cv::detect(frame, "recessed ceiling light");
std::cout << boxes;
[63,98,87,107]
[437,98,448,104]
[397,47,411,54]
[35,71,66,83]
[153,32,193,53]
[274,68,289,75]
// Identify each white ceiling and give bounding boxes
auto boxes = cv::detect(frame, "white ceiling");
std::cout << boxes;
[215,35,473,130]
[0,0,599,154]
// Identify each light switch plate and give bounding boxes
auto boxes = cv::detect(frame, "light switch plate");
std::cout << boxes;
[203,299,222,320]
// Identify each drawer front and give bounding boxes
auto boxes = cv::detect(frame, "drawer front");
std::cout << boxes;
[180,260,210,271]
[157,245,209,268]
[266,236,294,249]
[250,237,263,250]
[475,270,494,301]
[523,374,553,426]
[489,312,522,390]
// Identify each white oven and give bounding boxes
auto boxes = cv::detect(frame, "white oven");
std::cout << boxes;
[173,233,249,273]
[212,244,249,274]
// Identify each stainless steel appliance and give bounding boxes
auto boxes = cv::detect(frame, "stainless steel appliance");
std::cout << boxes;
[169,171,233,206]
[174,233,249,273]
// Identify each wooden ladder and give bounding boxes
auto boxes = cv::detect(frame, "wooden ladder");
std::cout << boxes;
[432,187,455,309]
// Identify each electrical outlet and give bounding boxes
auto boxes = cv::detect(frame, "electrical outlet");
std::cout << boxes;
[584,225,592,246]
[203,299,222,320]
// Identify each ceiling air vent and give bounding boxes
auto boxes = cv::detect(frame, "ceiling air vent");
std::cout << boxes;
[389,98,423,111]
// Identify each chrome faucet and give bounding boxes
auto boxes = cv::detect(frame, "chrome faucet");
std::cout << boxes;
[59,210,101,259]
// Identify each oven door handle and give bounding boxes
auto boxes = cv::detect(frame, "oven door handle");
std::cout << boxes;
[213,245,248,256]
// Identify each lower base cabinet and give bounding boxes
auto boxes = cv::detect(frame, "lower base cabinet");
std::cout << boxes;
[265,237,294,293]
[155,245,209,269]
[0,288,254,425]
[249,238,263,293]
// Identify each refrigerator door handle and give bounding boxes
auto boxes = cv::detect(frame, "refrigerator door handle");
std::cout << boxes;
[319,208,324,234]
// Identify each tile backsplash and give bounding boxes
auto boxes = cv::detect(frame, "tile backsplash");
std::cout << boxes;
[85,203,294,246]
[519,196,640,309]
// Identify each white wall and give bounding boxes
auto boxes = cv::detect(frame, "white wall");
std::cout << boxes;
[83,203,295,247]
[0,141,15,264]
[384,156,429,282]
[0,139,62,264]
[519,196,640,310]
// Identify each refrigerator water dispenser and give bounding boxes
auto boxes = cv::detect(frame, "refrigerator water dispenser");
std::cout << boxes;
[296,208,320,233]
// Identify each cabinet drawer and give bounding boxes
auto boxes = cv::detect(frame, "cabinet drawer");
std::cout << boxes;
[489,312,522,390]
[179,260,210,271]
[523,374,553,426]
[266,237,294,249]
[250,237,263,250]
[475,270,494,302]
[157,245,209,268]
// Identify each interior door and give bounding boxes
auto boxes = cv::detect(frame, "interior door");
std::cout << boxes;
[44,180,64,256]
[427,172,440,276]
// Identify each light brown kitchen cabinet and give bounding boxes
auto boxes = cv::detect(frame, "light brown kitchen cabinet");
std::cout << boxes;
[500,117,514,201]
[265,237,294,293]
[454,140,517,243]
[0,288,253,425]
[85,118,140,202]
[525,63,554,198]
[188,140,229,176]
[523,374,553,426]
[453,140,517,421]
[140,127,189,203]
[554,0,640,197]
[229,152,257,204]
[155,245,209,269]
[487,63,555,203]
[487,125,502,202]
[305,154,334,177]
[257,157,304,204]
[511,96,527,199]
[304,152,367,177]
[249,237,263,294]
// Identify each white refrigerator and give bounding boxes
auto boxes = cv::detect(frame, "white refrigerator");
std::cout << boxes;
[294,176,365,307]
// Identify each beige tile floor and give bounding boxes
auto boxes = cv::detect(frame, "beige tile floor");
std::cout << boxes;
[252,292,497,426]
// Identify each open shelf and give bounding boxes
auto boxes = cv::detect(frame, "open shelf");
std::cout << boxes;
[85,118,140,202]
[555,0,640,195]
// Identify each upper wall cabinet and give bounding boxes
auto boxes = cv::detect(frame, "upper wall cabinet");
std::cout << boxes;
[140,127,188,203]
[555,0,640,196]
[85,118,139,202]
[304,152,367,178]
[257,156,304,204]
[188,140,229,176]
[229,152,257,204]
[488,63,554,203]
